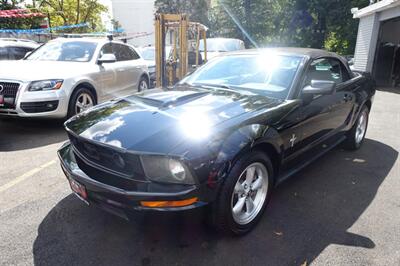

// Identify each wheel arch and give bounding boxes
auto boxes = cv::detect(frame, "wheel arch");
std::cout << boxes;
[70,81,98,104]
[364,99,372,111]
[214,125,284,183]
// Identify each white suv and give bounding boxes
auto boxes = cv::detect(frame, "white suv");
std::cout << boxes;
[0,38,149,118]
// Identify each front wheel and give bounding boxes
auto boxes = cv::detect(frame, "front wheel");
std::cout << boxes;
[343,105,369,150]
[138,76,149,92]
[67,87,96,118]
[209,151,274,235]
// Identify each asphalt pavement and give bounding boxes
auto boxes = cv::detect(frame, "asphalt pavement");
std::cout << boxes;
[0,90,399,266]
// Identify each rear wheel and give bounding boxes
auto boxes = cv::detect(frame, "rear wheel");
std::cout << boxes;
[138,76,149,92]
[343,105,369,150]
[209,151,274,235]
[67,87,96,118]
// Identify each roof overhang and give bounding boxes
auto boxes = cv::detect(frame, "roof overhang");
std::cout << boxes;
[353,0,400,18]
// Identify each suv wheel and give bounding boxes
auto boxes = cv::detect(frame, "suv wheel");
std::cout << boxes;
[343,105,369,150]
[67,87,95,118]
[138,76,149,92]
[209,151,274,235]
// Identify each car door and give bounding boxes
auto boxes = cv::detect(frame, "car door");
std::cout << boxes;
[112,43,142,95]
[282,57,350,168]
[299,58,352,146]
[97,43,119,101]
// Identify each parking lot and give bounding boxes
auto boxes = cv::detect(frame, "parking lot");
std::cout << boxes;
[0,90,399,266]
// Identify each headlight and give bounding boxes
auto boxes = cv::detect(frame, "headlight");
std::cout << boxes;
[28,79,63,91]
[140,156,195,184]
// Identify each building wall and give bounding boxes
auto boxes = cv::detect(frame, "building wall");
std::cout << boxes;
[354,13,380,72]
[111,0,155,47]
[353,3,400,72]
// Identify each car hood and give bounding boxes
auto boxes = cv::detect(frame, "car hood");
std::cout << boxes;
[0,60,93,81]
[65,86,282,154]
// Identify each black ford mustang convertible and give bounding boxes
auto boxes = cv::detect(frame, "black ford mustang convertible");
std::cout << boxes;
[58,48,375,235]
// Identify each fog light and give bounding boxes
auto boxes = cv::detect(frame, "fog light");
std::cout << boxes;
[140,197,198,208]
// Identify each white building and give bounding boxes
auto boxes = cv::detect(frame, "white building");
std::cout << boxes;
[353,0,400,87]
[111,0,156,47]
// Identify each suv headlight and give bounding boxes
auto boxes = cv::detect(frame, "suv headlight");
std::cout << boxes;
[28,79,63,91]
[140,155,195,185]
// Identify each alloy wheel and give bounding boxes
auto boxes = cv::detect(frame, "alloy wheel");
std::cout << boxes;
[139,80,148,91]
[231,162,269,225]
[355,109,368,144]
[75,92,94,114]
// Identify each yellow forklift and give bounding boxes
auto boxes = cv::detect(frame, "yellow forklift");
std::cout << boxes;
[155,13,208,87]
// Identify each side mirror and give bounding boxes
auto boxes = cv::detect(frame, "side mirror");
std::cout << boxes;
[98,53,116,64]
[302,80,336,95]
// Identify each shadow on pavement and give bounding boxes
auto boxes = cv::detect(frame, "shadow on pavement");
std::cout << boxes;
[33,139,398,266]
[0,118,67,151]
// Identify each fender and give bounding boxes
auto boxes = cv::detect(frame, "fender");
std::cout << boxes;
[212,124,284,182]
[69,78,98,99]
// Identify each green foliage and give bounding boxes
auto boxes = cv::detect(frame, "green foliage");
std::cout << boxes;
[0,0,22,10]
[0,1,43,30]
[208,0,370,55]
[36,0,108,32]
[154,0,210,27]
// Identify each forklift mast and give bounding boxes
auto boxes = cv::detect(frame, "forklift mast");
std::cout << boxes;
[155,13,207,87]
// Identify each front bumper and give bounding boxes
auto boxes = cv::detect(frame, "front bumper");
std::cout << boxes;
[0,80,69,118]
[58,143,212,219]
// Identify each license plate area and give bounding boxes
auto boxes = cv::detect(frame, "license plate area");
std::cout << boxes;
[69,178,89,205]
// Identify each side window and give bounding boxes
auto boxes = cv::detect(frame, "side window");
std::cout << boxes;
[0,47,9,60]
[305,58,345,85]
[10,47,30,60]
[99,43,113,57]
[340,62,351,82]
[128,46,140,60]
[112,44,134,61]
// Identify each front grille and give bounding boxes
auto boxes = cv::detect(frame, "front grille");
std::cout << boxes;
[68,132,146,187]
[74,154,139,190]
[0,81,20,109]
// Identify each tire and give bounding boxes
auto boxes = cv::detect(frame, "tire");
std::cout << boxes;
[343,105,369,150]
[67,87,96,118]
[138,76,149,92]
[208,150,274,235]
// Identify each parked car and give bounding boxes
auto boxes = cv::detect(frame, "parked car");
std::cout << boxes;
[199,38,245,60]
[58,48,375,235]
[0,38,149,118]
[0,38,40,60]
[138,45,172,87]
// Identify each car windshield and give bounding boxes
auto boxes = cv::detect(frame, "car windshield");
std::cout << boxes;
[139,47,155,61]
[25,41,97,62]
[139,46,172,61]
[199,39,242,52]
[182,53,302,99]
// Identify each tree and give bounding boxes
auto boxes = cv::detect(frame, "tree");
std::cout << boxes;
[0,0,22,10]
[209,0,295,48]
[154,0,210,27]
[0,1,45,30]
[35,0,108,32]
[209,0,370,54]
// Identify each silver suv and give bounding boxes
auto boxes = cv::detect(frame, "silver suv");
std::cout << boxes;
[0,38,149,118]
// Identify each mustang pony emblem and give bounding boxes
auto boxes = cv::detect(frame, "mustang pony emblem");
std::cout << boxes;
[290,134,297,148]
